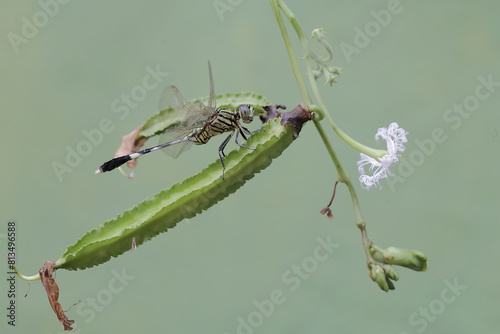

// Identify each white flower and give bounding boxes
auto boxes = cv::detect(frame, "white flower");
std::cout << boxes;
[357,122,408,190]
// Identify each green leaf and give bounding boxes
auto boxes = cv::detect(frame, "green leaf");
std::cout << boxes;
[139,91,271,139]
[56,112,308,271]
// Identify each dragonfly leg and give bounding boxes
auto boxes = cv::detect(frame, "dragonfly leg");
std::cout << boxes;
[218,132,233,179]
[235,129,255,151]
[241,126,262,136]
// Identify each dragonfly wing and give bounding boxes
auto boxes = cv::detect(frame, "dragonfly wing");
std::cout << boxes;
[207,61,216,111]
[157,128,195,159]
[158,86,198,117]
[185,100,213,127]
[153,64,219,158]
[158,86,187,110]
[170,138,195,159]
[158,85,214,129]
[184,62,218,127]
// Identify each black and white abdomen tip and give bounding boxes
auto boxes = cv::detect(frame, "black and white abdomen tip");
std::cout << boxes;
[94,153,141,174]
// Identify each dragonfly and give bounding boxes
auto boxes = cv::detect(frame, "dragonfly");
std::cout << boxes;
[95,62,257,179]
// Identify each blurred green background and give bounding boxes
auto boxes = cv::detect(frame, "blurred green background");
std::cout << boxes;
[1,0,499,333]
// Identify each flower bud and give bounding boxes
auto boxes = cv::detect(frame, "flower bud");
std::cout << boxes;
[383,247,427,272]
[369,265,390,292]
[382,264,399,281]
[312,69,322,80]
[311,28,326,39]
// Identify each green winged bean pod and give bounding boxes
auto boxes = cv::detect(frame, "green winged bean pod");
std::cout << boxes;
[54,104,312,271]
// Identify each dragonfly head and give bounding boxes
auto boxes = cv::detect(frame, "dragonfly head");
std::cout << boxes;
[238,104,254,124]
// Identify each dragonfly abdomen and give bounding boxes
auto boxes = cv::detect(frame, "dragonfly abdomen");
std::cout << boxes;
[190,127,211,145]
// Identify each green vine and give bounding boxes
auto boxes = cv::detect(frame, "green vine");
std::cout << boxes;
[270,0,426,292]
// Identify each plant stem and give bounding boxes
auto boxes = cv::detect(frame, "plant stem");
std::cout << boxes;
[270,0,373,262]
[14,265,40,281]
[273,0,386,159]
[269,0,311,105]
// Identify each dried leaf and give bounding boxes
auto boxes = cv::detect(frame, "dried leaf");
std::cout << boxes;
[114,125,148,168]
[280,103,313,137]
[259,104,286,123]
[320,181,338,220]
[320,207,334,220]
[39,260,74,331]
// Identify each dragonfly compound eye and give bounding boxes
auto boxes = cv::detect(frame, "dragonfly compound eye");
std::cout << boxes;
[239,104,254,124]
